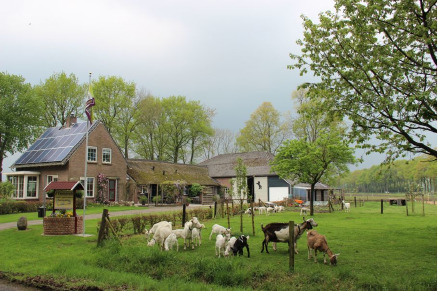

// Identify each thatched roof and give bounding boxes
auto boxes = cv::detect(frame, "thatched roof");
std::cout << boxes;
[199,151,276,177]
[127,159,220,186]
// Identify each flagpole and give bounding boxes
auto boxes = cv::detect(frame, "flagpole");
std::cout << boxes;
[83,72,92,236]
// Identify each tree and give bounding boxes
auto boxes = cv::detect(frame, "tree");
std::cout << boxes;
[271,130,355,215]
[133,94,168,160]
[0,73,43,181]
[232,158,248,232]
[290,0,437,161]
[236,102,290,154]
[201,128,237,161]
[92,76,137,157]
[35,72,86,127]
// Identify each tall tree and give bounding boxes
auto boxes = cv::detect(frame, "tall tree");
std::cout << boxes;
[236,102,289,154]
[35,72,86,127]
[92,76,136,157]
[201,128,237,161]
[272,130,355,215]
[290,0,437,161]
[0,73,43,181]
[133,94,164,160]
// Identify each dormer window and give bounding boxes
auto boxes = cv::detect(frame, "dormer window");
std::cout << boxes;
[87,146,97,162]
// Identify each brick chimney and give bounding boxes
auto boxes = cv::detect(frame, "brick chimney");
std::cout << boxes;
[65,114,77,128]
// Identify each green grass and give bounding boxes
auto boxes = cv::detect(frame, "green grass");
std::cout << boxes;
[0,204,141,224]
[0,202,436,290]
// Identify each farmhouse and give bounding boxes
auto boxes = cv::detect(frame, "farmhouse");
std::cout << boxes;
[5,116,128,203]
[199,151,292,202]
[126,159,221,204]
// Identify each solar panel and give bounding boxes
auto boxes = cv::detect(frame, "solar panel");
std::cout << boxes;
[14,121,91,166]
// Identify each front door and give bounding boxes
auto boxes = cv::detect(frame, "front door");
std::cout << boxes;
[108,179,116,202]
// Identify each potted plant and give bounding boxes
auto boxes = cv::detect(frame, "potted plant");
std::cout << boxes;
[140,195,148,206]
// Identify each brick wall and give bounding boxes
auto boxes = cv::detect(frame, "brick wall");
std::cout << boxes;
[43,216,84,235]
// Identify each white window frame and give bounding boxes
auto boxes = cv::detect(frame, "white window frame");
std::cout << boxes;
[6,173,40,199]
[102,148,112,164]
[80,177,95,198]
[87,146,97,163]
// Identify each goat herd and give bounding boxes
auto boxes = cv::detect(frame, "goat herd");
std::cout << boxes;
[145,207,340,266]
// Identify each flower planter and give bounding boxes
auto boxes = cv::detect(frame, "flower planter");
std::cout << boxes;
[43,216,83,235]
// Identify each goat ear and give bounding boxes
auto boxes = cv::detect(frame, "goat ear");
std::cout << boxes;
[335,253,340,256]
[246,236,250,240]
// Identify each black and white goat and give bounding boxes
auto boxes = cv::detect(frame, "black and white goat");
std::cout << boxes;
[260,217,318,254]
[230,235,250,258]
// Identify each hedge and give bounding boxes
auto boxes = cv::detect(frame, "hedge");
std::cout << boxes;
[97,208,215,236]
[0,199,84,215]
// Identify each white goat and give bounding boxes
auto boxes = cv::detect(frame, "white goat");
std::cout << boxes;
[164,233,179,251]
[300,206,309,216]
[182,221,196,250]
[215,234,227,257]
[148,224,172,250]
[191,228,201,247]
[342,200,350,212]
[266,207,274,215]
[224,236,237,257]
[146,221,172,240]
[258,206,267,215]
[274,205,285,213]
[307,230,339,265]
[209,224,231,240]
[171,228,185,239]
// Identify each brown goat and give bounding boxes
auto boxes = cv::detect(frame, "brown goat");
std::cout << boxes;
[306,230,339,265]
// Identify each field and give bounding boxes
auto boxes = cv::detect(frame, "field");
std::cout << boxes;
[0,202,436,290]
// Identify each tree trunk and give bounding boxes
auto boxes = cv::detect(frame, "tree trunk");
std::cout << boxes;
[310,183,315,216]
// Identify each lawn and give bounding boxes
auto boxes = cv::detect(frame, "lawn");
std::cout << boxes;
[0,204,140,224]
[0,202,436,290]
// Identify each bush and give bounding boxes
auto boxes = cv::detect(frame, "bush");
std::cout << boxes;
[0,182,14,198]
[0,200,42,214]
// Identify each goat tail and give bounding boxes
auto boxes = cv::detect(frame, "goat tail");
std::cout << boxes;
[260,224,264,232]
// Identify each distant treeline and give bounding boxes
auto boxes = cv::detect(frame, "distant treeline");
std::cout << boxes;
[338,155,437,194]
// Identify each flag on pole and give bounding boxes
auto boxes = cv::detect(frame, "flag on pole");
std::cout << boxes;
[85,91,95,123]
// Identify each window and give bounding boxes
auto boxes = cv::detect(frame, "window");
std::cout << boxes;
[80,177,95,197]
[8,176,24,198]
[7,175,38,199]
[27,176,37,198]
[46,175,58,186]
[102,148,112,164]
[87,146,97,162]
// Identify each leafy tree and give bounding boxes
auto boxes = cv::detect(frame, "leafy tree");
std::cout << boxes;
[133,95,168,160]
[92,76,136,157]
[290,0,437,161]
[231,158,248,232]
[35,72,86,127]
[0,73,43,181]
[272,130,355,215]
[236,102,290,154]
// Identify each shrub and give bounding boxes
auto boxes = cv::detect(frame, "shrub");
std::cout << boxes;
[0,182,14,198]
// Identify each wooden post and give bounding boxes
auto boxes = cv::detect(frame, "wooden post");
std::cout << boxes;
[226,199,230,229]
[214,201,217,218]
[231,199,234,216]
[182,204,186,227]
[354,196,357,208]
[411,194,415,214]
[97,209,109,246]
[381,199,383,214]
[289,221,295,272]
[405,194,409,216]
[251,201,255,236]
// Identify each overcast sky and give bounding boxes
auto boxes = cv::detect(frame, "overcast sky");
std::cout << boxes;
[1,0,435,179]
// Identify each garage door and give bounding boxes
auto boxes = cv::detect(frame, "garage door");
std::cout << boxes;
[269,187,289,202]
